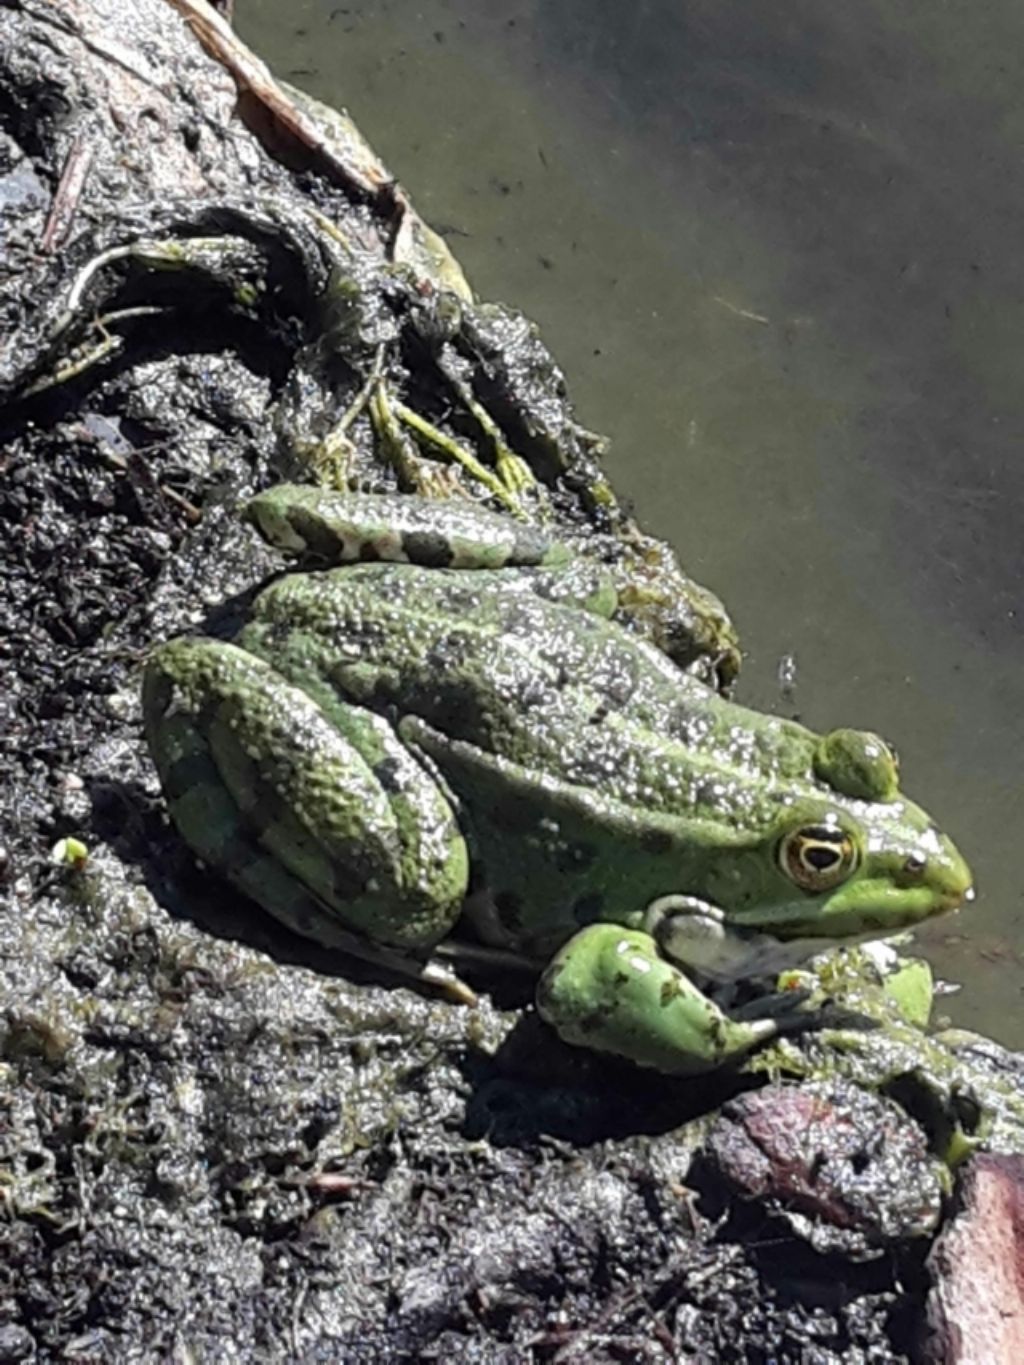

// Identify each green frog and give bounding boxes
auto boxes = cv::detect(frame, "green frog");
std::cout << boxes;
[143,485,973,1073]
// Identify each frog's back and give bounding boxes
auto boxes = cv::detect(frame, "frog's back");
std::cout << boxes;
[239,561,806,797]
[235,561,824,956]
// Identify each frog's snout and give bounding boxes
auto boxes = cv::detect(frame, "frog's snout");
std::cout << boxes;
[875,830,973,927]
[921,836,974,915]
[933,878,974,918]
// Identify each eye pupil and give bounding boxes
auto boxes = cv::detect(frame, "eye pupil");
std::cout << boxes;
[805,846,840,871]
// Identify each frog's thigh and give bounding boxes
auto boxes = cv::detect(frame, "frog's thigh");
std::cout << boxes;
[536,925,777,1074]
[144,638,468,950]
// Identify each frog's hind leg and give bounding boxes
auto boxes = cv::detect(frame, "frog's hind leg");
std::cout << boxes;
[536,924,784,1074]
[143,636,472,996]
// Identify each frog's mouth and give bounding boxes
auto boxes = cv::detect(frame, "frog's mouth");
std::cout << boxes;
[735,876,974,943]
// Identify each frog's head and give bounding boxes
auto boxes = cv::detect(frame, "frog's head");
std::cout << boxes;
[731,794,974,941]
[670,727,972,946]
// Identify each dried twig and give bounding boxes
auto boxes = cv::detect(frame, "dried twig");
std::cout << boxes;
[39,135,94,253]
[162,0,389,200]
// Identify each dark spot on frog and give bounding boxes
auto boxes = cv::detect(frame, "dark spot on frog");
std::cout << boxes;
[660,977,682,1007]
[425,630,476,670]
[256,617,293,653]
[670,708,712,748]
[501,603,539,635]
[510,526,559,564]
[292,507,350,560]
[553,841,596,874]
[572,892,604,926]
[220,829,263,880]
[421,679,486,738]
[603,676,633,709]
[639,828,673,856]
[493,890,523,933]
[693,780,723,809]
[347,618,391,651]
[332,666,395,712]
[358,572,405,603]
[401,529,455,567]
[372,756,403,794]
[588,701,610,725]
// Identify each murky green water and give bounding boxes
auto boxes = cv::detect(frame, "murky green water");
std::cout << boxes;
[238,0,1024,1044]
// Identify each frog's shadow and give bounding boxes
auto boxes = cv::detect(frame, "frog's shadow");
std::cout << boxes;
[112,792,459,991]
[92,782,749,1144]
[462,1012,758,1145]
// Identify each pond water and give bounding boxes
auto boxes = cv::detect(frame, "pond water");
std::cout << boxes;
[238,0,1024,1045]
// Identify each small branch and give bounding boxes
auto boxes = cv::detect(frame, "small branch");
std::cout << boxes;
[39,135,94,254]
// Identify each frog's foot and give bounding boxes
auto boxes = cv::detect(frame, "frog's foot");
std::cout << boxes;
[536,925,781,1074]
[431,352,539,506]
[368,381,441,494]
[723,988,881,1044]
[404,458,467,502]
[493,445,535,500]
[368,379,521,510]
[306,352,385,489]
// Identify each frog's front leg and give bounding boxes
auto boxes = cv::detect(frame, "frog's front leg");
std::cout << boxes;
[535,925,782,1074]
[143,637,471,988]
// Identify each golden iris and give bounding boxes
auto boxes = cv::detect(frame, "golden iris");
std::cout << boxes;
[779,824,858,892]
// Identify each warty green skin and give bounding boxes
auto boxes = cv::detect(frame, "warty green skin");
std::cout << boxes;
[143,486,974,1074]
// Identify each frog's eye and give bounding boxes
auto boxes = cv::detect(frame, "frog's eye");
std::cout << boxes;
[812,729,900,802]
[778,825,859,892]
